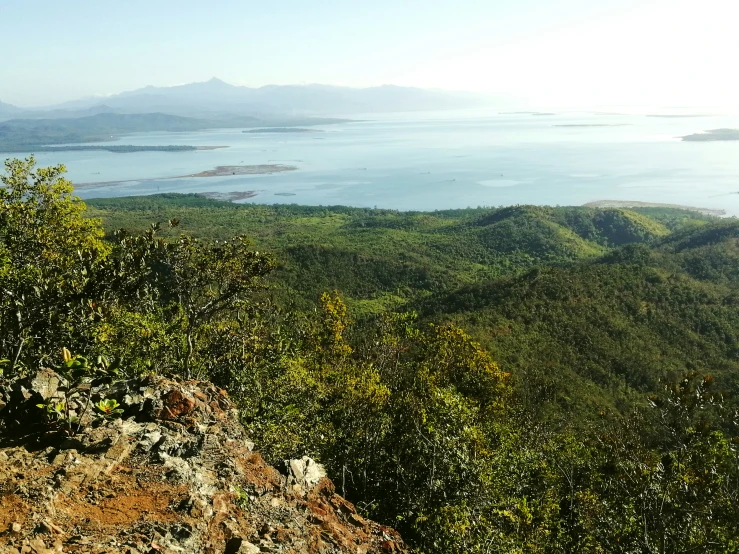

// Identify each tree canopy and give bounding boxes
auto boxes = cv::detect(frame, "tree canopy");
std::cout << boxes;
[2,158,739,553]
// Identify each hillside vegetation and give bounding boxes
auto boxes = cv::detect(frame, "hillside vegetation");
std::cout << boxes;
[3,158,739,553]
[87,197,681,311]
[88,195,739,414]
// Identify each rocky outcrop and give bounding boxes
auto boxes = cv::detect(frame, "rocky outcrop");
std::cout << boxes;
[0,373,407,554]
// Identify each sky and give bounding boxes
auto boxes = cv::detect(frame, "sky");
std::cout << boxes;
[1,0,738,108]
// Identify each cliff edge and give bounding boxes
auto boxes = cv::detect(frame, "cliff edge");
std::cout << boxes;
[0,371,407,554]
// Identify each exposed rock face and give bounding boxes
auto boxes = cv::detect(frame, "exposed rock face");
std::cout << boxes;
[0,373,407,554]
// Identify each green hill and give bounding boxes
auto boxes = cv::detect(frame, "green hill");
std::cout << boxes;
[417,254,739,415]
[87,196,675,313]
[4,157,739,553]
[87,194,739,416]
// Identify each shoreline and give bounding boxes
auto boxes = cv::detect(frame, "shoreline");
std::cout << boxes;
[76,164,297,188]
[584,200,726,217]
[0,145,229,154]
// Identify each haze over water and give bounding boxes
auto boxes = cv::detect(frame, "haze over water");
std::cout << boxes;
[19,109,739,215]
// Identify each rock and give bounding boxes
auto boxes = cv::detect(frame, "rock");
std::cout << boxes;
[28,539,51,554]
[28,369,62,401]
[238,541,260,554]
[0,368,65,433]
[0,372,408,554]
[40,520,64,535]
[286,456,327,493]
[158,389,196,420]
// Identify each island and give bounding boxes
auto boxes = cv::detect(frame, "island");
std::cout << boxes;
[186,165,297,177]
[244,127,324,134]
[77,164,297,188]
[647,114,708,118]
[681,129,739,142]
[198,191,258,201]
[553,124,628,127]
[499,111,557,116]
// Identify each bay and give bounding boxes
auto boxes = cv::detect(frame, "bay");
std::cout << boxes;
[8,109,739,215]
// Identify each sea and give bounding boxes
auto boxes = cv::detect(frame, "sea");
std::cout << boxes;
[9,108,739,215]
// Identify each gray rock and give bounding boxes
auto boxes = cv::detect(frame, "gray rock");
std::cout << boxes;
[28,369,62,401]
[238,541,260,554]
[287,456,326,491]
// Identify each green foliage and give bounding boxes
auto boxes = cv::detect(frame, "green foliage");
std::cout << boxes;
[36,348,122,435]
[0,157,108,372]
[4,160,739,553]
[0,159,276,381]
[95,398,124,419]
[86,196,679,317]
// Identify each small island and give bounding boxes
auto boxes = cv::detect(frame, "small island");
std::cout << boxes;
[243,127,323,134]
[648,114,708,118]
[681,129,739,142]
[186,164,297,177]
[198,191,258,201]
[553,124,628,127]
[77,164,297,188]
[499,111,557,116]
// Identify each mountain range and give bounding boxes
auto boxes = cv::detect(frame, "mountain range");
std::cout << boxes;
[0,78,492,120]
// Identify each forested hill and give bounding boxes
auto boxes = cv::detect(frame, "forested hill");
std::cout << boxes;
[88,194,739,416]
[4,158,739,554]
[86,197,703,310]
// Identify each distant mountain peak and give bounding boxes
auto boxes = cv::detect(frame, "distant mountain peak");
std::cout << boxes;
[188,77,235,90]
[28,81,492,117]
[0,100,23,117]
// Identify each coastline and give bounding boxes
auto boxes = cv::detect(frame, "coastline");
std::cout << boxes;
[0,145,229,154]
[584,200,726,217]
[76,164,297,188]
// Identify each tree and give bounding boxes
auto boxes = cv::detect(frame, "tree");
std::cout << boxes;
[0,157,107,373]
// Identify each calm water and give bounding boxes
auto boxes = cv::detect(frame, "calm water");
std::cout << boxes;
[12,109,739,214]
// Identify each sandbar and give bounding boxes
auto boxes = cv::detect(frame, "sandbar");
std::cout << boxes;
[77,164,297,188]
[198,191,259,201]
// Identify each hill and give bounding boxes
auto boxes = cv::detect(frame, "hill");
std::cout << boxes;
[0,112,348,152]
[86,194,737,414]
[0,101,23,120]
[36,78,492,117]
[86,197,678,313]
[418,254,739,415]
[4,160,739,553]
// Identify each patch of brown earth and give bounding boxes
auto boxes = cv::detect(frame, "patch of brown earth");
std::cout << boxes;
[0,373,408,554]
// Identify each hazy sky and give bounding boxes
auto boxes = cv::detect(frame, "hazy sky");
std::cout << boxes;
[1,0,737,108]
